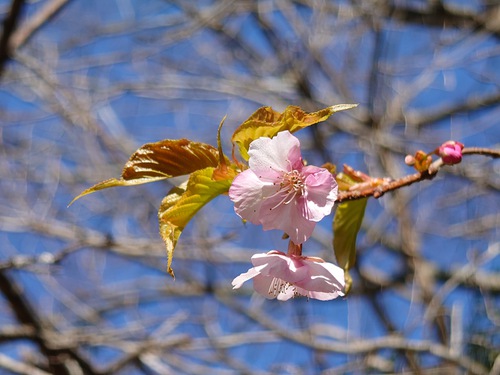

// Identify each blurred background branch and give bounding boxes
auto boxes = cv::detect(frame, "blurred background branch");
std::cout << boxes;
[0,0,498,373]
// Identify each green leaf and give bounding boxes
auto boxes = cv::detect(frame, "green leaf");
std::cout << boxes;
[69,139,220,205]
[158,167,232,278]
[333,198,368,291]
[231,104,357,160]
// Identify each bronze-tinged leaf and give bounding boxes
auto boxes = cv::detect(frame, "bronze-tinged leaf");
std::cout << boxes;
[333,198,367,290]
[122,139,220,180]
[231,104,358,160]
[158,167,233,278]
[69,139,220,205]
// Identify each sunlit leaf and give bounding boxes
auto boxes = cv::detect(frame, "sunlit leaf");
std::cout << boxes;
[158,167,233,278]
[334,164,374,293]
[333,198,367,293]
[343,270,353,295]
[232,104,357,160]
[69,139,220,205]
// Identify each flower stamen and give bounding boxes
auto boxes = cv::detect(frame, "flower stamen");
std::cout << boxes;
[281,170,305,194]
[268,277,293,297]
[267,170,306,210]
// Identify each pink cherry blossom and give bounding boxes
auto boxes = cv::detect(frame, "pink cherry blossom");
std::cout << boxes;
[229,131,338,244]
[438,140,464,165]
[232,251,345,301]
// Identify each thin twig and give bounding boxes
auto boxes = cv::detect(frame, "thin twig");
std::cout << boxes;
[338,147,499,202]
[9,0,70,50]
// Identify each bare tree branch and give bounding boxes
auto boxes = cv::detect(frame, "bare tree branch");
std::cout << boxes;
[0,0,24,76]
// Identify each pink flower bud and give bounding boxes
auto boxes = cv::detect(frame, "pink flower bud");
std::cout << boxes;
[404,155,416,166]
[438,141,464,165]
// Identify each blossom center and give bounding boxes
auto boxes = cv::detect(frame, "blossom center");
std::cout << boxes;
[268,277,300,298]
[268,277,290,297]
[281,170,305,194]
[268,169,306,210]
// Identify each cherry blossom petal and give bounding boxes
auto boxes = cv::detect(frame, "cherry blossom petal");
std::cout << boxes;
[302,166,338,221]
[231,263,267,289]
[294,288,343,301]
[248,131,301,179]
[259,197,317,244]
[295,261,345,292]
[250,251,308,282]
[228,169,269,224]
[285,136,304,171]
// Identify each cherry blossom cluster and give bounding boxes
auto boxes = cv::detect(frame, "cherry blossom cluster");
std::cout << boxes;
[70,101,490,298]
[229,131,345,301]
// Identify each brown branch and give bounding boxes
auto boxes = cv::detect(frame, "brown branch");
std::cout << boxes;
[0,0,25,77]
[407,92,500,129]
[462,147,500,158]
[0,325,36,342]
[386,2,500,38]
[337,147,500,203]
[217,294,489,375]
[0,352,50,375]
[0,0,71,78]
[0,270,98,375]
[9,0,70,51]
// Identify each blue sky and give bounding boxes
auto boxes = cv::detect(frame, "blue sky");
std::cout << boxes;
[0,1,498,373]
